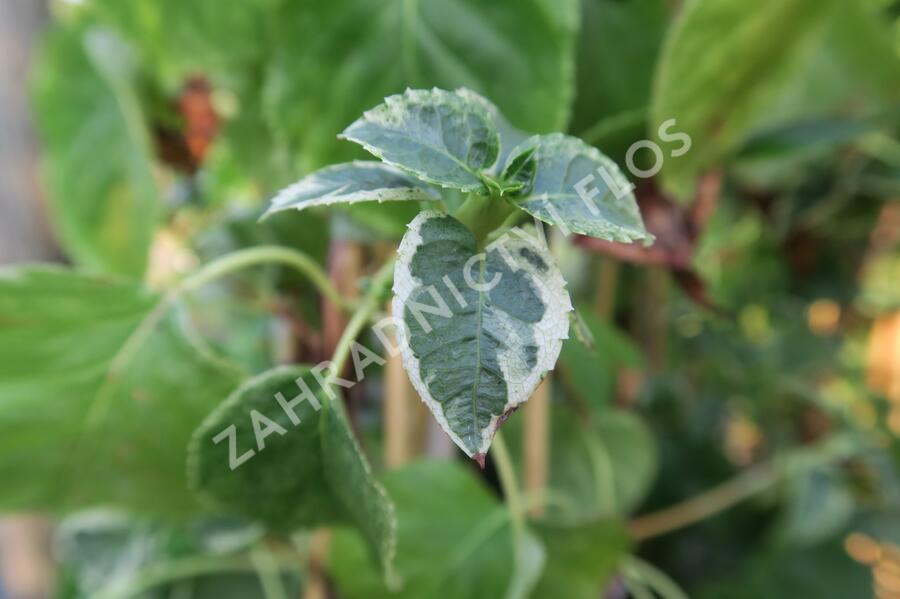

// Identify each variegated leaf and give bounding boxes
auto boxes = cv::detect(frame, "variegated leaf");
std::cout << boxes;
[340,88,500,193]
[454,88,531,176]
[503,134,653,244]
[392,211,571,461]
[188,366,397,584]
[263,161,439,218]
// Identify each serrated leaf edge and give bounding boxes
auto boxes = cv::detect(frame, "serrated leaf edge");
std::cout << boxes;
[186,366,398,588]
[505,133,654,245]
[339,88,500,193]
[392,211,572,458]
[263,161,439,219]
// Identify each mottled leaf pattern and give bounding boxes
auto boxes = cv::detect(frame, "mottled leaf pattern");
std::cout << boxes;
[503,134,651,244]
[341,89,499,192]
[263,161,439,218]
[393,211,571,459]
[454,88,532,175]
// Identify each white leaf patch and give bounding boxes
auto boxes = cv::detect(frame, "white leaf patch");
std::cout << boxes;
[392,211,571,460]
[263,161,438,218]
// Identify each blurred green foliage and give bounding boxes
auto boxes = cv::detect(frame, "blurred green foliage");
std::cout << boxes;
[5,0,900,597]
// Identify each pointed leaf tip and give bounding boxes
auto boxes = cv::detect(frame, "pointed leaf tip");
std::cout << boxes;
[393,211,571,457]
[340,89,500,192]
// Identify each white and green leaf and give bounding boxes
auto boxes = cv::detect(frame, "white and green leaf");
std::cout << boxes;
[503,134,652,244]
[340,88,500,193]
[188,366,397,585]
[393,211,572,460]
[263,161,440,218]
[454,88,532,176]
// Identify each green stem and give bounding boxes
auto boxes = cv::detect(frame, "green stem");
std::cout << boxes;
[485,209,529,245]
[250,546,289,599]
[491,429,527,584]
[83,246,353,439]
[629,463,776,541]
[622,556,689,599]
[179,245,356,312]
[93,554,300,599]
[629,432,863,542]
[453,193,516,247]
[492,431,524,523]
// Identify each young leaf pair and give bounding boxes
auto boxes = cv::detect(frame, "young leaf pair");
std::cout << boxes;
[265,87,651,460]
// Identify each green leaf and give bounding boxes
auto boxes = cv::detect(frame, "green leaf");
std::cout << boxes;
[187,366,397,583]
[330,460,545,599]
[560,309,644,410]
[0,267,242,517]
[650,0,899,200]
[572,0,668,125]
[695,534,871,599]
[87,0,270,84]
[505,406,658,518]
[571,0,668,160]
[777,466,855,546]
[55,511,300,599]
[263,0,578,168]
[651,0,829,199]
[32,27,159,278]
[264,161,439,218]
[591,411,659,514]
[340,88,500,193]
[530,518,631,599]
[393,211,572,459]
[503,134,652,244]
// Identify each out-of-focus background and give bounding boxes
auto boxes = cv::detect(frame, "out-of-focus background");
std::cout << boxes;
[1,0,899,598]
[2,2,53,596]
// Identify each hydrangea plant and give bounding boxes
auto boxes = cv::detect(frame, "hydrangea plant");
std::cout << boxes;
[264,87,652,463]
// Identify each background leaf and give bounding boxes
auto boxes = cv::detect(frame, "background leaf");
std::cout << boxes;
[530,518,630,599]
[188,366,397,581]
[262,0,578,169]
[652,0,900,200]
[0,266,242,517]
[506,405,658,518]
[330,460,544,599]
[571,0,669,160]
[32,26,159,277]
[559,309,644,410]
[55,510,299,599]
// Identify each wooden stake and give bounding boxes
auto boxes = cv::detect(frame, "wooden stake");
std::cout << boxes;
[594,257,620,321]
[302,529,331,599]
[642,267,670,371]
[323,240,364,356]
[523,377,551,516]
[383,301,417,468]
